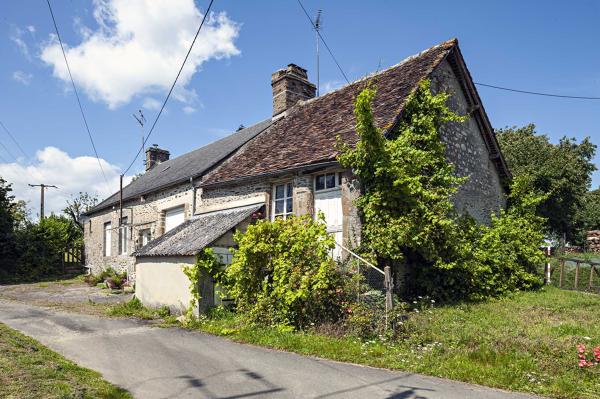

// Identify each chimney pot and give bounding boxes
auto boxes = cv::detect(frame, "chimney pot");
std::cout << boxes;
[271,64,316,117]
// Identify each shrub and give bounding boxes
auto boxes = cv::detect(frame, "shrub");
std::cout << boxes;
[338,82,546,302]
[221,214,347,329]
[85,268,127,289]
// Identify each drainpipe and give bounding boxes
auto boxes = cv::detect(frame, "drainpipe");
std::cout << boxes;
[190,177,197,216]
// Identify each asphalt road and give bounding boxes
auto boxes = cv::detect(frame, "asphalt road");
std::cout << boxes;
[0,300,541,399]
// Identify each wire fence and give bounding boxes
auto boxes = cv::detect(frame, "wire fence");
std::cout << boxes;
[547,256,600,294]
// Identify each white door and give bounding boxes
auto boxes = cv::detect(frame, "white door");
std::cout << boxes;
[165,206,185,233]
[315,190,343,261]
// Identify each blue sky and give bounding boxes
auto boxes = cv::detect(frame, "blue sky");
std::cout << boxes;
[1,0,600,215]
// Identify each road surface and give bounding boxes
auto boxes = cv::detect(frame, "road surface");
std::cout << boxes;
[0,300,541,399]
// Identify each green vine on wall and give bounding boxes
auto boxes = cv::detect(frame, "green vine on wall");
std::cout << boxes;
[182,248,223,321]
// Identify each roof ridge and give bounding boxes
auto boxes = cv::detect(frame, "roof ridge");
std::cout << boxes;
[296,38,458,107]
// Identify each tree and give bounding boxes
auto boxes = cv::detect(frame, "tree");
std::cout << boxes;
[0,177,17,270]
[496,124,596,243]
[63,192,98,231]
[576,189,600,241]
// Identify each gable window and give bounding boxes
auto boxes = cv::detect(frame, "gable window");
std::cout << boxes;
[272,182,293,220]
[315,172,342,192]
[103,222,112,257]
[118,217,128,255]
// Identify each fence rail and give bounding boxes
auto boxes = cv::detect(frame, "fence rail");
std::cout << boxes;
[553,256,600,293]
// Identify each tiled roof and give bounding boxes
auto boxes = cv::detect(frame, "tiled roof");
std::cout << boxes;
[201,39,458,187]
[86,120,272,215]
[133,203,262,257]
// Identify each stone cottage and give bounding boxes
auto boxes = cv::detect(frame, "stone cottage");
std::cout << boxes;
[84,38,510,313]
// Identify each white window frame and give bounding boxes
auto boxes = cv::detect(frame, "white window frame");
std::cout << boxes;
[103,222,112,257]
[271,182,293,220]
[314,172,342,193]
[138,228,151,249]
[118,217,128,255]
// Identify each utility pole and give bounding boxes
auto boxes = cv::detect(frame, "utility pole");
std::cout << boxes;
[28,184,58,220]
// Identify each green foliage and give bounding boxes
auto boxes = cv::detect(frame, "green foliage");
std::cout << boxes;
[182,248,223,321]
[338,82,546,301]
[222,214,346,329]
[0,177,18,270]
[338,81,467,268]
[576,189,600,242]
[85,267,127,288]
[496,124,597,243]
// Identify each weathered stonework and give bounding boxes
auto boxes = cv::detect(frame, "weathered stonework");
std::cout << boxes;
[85,181,195,280]
[430,59,507,224]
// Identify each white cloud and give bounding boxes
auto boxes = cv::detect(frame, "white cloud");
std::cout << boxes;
[40,0,240,109]
[321,80,345,94]
[0,147,131,218]
[182,105,196,114]
[26,25,36,34]
[142,97,161,110]
[10,26,31,60]
[12,70,33,85]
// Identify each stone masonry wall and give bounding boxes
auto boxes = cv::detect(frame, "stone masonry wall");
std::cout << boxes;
[85,182,194,280]
[430,59,507,224]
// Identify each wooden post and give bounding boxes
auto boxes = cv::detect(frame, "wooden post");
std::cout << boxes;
[574,261,580,289]
[589,266,595,291]
[384,265,393,327]
[559,258,565,288]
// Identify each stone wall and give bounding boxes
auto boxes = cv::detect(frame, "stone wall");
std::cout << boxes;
[430,59,507,224]
[84,182,194,280]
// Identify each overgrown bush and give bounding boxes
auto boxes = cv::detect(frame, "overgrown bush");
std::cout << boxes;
[216,214,350,329]
[338,81,546,302]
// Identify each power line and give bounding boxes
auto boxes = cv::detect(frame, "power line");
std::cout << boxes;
[0,121,29,159]
[474,82,600,100]
[45,0,109,187]
[0,139,17,162]
[123,0,215,175]
[296,0,350,85]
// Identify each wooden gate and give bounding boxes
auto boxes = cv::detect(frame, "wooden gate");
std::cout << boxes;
[62,243,85,276]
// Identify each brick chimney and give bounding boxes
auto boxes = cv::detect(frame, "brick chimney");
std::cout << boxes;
[271,64,316,117]
[145,144,170,171]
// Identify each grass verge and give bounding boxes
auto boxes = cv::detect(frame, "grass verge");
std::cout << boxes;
[0,322,131,399]
[176,287,599,399]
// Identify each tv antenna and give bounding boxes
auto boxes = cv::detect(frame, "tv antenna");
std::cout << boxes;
[132,110,146,167]
[314,9,322,96]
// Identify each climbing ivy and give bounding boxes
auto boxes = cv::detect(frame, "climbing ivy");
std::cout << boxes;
[338,81,545,301]
[182,248,223,321]
[337,80,467,269]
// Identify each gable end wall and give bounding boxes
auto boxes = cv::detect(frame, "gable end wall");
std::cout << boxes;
[430,59,507,224]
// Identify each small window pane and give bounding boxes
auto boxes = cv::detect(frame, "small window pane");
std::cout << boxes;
[286,183,293,198]
[316,175,325,190]
[286,198,293,214]
[275,199,284,215]
[338,173,343,186]
[275,184,285,199]
[326,173,336,189]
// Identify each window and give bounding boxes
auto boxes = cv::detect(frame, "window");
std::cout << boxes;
[118,217,128,255]
[138,229,151,249]
[272,182,293,220]
[315,172,341,191]
[165,206,185,232]
[103,222,112,257]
